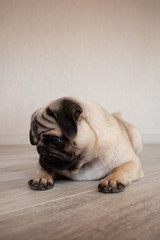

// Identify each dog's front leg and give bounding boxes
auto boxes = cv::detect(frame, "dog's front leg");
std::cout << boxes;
[98,156,144,193]
[28,163,54,191]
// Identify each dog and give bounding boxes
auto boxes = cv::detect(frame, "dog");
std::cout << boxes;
[28,97,144,193]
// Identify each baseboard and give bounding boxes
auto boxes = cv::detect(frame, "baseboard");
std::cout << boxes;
[142,134,160,144]
[0,134,160,145]
[0,136,29,145]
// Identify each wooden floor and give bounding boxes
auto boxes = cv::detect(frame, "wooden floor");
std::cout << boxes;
[0,145,160,240]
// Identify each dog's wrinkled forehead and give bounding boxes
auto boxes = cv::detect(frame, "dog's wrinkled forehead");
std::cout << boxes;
[30,108,61,145]
[30,98,83,145]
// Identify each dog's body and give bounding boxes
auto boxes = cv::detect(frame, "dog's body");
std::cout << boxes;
[28,97,144,193]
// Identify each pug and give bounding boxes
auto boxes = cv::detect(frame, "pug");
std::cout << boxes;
[28,97,144,193]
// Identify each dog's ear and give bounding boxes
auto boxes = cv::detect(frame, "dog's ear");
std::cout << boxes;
[29,113,39,145]
[46,99,82,139]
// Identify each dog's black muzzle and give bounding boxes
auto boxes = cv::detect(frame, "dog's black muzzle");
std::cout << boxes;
[37,146,78,171]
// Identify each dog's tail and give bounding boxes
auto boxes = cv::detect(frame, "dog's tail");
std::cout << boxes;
[112,111,143,154]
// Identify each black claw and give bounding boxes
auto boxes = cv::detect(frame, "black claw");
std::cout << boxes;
[103,186,107,192]
[98,181,126,194]
[28,179,33,186]
[28,179,54,191]
[39,183,46,190]
[33,183,38,188]
[98,183,102,191]
[98,184,108,193]
[30,184,38,190]
[117,182,125,191]
[47,182,54,189]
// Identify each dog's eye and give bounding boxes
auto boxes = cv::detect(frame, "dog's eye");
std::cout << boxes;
[50,137,65,149]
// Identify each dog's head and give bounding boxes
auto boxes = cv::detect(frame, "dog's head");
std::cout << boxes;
[30,98,86,171]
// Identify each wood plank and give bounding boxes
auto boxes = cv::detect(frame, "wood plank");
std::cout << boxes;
[141,145,160,175]
[0,180,97,213]
[0,145,37,181]
[0,172,160,240]
[0,145,160,240]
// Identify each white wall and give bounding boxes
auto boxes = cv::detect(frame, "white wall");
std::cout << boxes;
[0,0,160,144]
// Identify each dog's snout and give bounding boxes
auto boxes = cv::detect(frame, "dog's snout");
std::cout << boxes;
[37,147,47,157]
[36,142,80,171]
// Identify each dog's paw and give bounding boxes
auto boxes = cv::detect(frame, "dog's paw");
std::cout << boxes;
[28,176,54,191]
[98,178,125,194]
